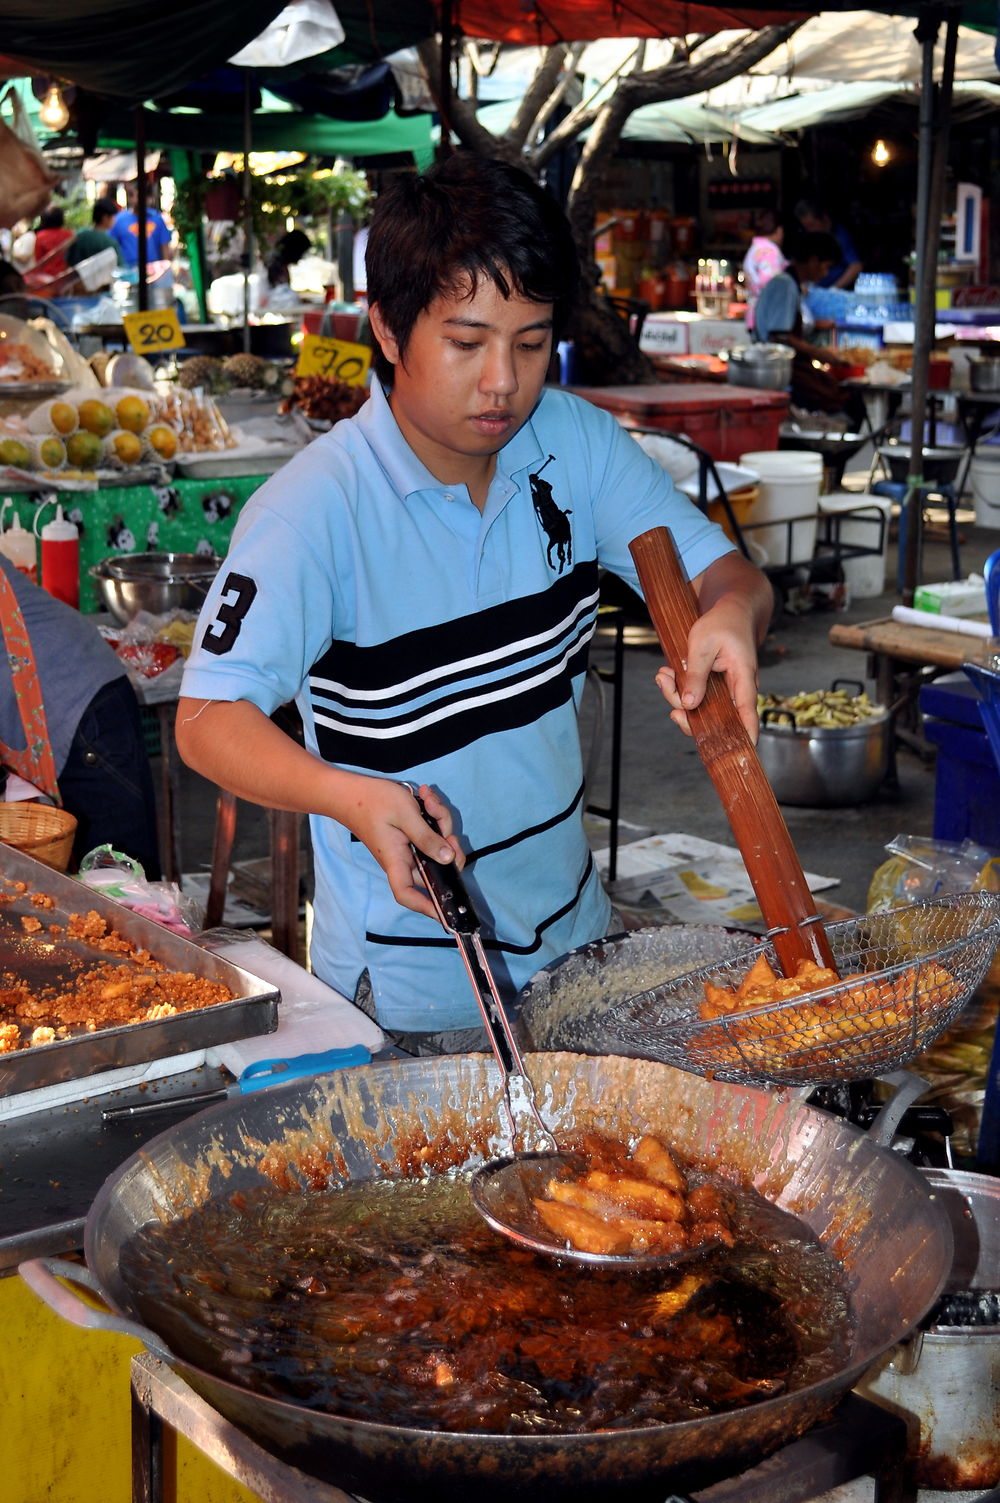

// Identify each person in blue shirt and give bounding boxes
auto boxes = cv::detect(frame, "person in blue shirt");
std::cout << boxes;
[754,231,864,426]
[175,154,773,1053]
[0,557,160,876]
[795,200,863,290]
[109,186,174,268]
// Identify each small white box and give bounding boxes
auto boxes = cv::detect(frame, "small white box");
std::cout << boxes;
[639,315,688,356]
[913,576,987,617]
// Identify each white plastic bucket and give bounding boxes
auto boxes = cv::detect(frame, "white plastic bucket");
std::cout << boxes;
[818,492,892,599]
[738,450,822,566]
[970,449,1000,529]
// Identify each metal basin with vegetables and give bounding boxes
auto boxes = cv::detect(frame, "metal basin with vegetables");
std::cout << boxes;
[756,685,890,807]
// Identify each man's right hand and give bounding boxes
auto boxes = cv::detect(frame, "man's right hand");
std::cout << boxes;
[342,779,465,923]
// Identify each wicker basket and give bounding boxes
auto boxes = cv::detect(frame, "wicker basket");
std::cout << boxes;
[0,802,77,872]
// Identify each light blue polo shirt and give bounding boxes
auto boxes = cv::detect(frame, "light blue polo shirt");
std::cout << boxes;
[182,383,733,1030]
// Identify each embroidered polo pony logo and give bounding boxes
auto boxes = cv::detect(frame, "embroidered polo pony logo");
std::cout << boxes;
[529,454,572,573]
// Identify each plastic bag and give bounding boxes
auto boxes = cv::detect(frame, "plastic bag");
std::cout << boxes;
[76,845,203,934]
[866,834,998,914]
[0,88,59,230]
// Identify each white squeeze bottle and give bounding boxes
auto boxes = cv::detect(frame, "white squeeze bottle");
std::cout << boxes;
[0,502,39,583]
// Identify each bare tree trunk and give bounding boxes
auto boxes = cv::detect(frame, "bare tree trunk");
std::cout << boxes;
[418,24,806,383]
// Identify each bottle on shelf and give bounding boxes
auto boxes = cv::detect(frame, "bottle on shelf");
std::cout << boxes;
[39,504,79,609]
[0,502,39,582]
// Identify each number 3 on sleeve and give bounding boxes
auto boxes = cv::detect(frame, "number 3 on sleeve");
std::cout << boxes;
[201,573,258,655]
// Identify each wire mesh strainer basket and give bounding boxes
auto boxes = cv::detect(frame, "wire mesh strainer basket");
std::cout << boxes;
[605,891,1000,1087]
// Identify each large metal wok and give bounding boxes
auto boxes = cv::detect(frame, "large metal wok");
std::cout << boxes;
[22,1053,952,1502]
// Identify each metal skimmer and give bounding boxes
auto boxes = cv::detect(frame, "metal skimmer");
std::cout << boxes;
[407,791,713,1268]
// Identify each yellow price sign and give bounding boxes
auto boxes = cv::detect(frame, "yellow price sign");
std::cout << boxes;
[122,307,186,355]
[296,334,371,386]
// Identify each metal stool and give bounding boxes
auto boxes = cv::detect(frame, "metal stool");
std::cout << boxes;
[204,795,302,962]
[204,704,304,962]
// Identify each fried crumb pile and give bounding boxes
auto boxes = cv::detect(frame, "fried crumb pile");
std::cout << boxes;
[532,1132,735,1257]
[0,908,234,1053]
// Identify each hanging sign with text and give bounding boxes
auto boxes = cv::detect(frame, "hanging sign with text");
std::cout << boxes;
[122,307,186,355]
[295,334,371,386]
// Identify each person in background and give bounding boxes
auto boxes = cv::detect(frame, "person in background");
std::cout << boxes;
[753,230,865,427]
[66,196,122,270]
[795,199,863,290]
[0,557,161,876]
[175,153,772,1056]
[741,209,787,332]
[109,185,174,268]
[24,207,74,288]
[263,228,312,308]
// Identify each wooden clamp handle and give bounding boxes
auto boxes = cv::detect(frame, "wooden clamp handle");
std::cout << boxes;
[628,526,837,976]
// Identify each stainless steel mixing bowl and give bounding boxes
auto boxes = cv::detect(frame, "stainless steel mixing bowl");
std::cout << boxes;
[90,552,220,623]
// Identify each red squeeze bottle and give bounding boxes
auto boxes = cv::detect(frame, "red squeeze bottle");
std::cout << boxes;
[40,504,79,609]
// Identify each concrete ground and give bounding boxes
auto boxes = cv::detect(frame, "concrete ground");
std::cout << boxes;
[582,495,998,918]
[160,494,999,928]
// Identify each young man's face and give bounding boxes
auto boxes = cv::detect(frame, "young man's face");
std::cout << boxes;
[369,274,553,492]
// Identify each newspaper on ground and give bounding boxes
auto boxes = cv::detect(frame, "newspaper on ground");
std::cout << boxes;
[595,832,838,933]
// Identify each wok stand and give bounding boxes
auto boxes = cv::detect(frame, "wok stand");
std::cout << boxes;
[129,1353,908,1503]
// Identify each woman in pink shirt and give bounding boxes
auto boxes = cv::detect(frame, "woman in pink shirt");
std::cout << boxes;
[742,211,787,332]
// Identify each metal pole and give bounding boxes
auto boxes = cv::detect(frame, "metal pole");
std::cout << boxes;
[903,5,959,603]
[242,70,253,354]
[437,0,454,159]
[135,105,147,312]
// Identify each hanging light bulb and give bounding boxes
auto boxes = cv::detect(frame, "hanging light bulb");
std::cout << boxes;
[871,139,891,168]
[39,82,70,132]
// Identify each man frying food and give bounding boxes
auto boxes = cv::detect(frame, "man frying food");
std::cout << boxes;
[176,154,773,1055]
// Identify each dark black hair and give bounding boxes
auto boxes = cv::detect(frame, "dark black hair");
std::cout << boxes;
[0,259,24,295]
[365,153,580,384]
[93,195,118,223]
[38,206,64,230]
[275,229,311,265]
[790,231,841,267]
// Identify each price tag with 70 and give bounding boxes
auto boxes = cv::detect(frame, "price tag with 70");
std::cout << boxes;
[296,334,371,386]
[122,307,186,354]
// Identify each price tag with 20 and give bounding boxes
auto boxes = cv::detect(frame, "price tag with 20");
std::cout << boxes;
[295,334,371,386]
[122,307,187,355]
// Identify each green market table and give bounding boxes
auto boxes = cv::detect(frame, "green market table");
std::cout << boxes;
[0,473,267,609]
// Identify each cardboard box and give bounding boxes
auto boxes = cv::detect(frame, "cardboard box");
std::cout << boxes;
[913,576,987,617]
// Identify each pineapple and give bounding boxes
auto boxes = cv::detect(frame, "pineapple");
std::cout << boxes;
[176,355,228,394]
[222,352,276,390]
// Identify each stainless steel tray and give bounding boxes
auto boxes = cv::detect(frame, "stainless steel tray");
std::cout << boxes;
[0,845,279,1097]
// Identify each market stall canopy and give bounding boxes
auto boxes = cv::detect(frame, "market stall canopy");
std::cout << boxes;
[467,93,780,144]
[439,0,998,41]
[744,6,999,78]
[0,0,292,101]
[94,100,433,161]
[0,1,441,102]
[737,74,1000,128]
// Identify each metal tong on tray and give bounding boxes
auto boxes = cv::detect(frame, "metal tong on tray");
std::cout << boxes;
[405,788,556,1155]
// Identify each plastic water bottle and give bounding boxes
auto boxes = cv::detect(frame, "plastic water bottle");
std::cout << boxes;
[40,504,79,609]
[0,502,38,583]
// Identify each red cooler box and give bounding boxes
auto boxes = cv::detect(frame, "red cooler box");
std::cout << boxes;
[301,308,362,341]
[570,383,788,463]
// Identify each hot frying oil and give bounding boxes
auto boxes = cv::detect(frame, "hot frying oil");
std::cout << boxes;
[121,1173,852,1435]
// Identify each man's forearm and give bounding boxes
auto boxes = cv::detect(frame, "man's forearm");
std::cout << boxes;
[695,551,775,646]
[174,697,355,819]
